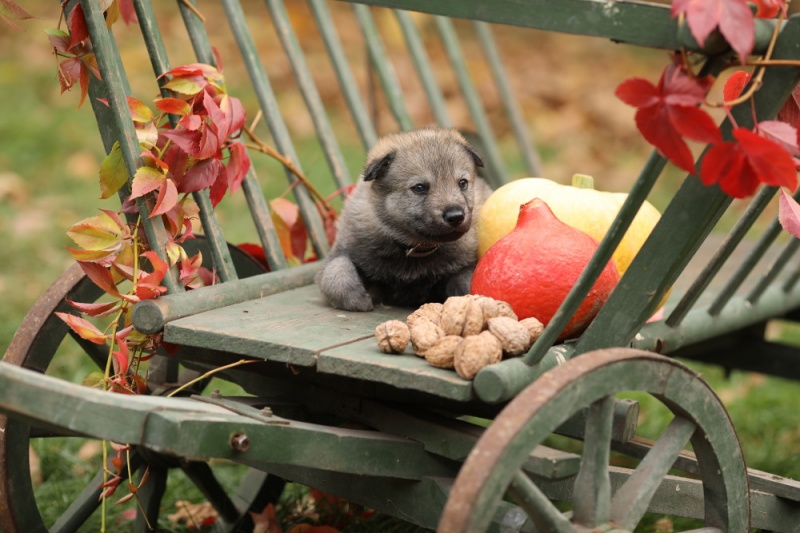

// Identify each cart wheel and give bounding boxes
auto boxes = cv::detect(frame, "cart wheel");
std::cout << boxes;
[439,348,750,533]
[0,249,283,532]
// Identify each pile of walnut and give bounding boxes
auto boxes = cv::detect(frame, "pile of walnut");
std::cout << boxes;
[374,295,544,380]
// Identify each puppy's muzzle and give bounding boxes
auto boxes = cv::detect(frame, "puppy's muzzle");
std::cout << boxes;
[443,206,466,227]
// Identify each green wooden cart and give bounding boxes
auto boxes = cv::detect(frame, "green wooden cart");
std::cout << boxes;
[3,0,800,531]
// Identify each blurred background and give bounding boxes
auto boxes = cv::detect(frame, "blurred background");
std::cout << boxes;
[2,1,800,531]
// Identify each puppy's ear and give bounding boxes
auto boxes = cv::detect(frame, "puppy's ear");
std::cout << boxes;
[362,151,396,181]
[462,143,484,169]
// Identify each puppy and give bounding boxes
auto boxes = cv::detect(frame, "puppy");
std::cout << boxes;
[316,127,493,311]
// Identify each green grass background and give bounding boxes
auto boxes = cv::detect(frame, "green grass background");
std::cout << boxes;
[2,1,800,531]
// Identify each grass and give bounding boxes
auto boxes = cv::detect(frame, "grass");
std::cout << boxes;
[3,1,800,532]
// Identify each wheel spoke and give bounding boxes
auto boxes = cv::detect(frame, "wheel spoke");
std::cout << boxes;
[610,415,697,529]
[507,470,573,533]
[572,395,614,527]
[67,330,108,370]
[136,464,167,532]
[182,461,241,524]
[51,451,143,533]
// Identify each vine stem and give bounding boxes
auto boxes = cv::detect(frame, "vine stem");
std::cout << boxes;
[165,359,260,398]
[242,126,339,223]
[179,0,206,22]
[705,8,787,109]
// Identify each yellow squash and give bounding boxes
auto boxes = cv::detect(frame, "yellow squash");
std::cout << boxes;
[477,174,667,305]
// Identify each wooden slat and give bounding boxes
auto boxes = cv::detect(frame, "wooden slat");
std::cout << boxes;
[319,338,473,401]
[164,284,408,366]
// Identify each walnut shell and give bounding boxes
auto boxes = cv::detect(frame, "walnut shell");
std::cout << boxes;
[424,335,464,369]
[476,296,518,322]
[520,317,545,342]
[407,302,444,328]
[455,331,503,380]
[488,316,532,356]
[441,296,484,337]
[409,317,445,356]
[375,320,410,354]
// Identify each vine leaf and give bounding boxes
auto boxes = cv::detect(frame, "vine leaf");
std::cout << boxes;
[779,188,800,238]
[616,62,721,173]
[755,0,785,18]
[723,70,751,102]
[0,0,32,30]
[700,127,798,197]
[270,198,308,265]
[66,299,119,318]
[55,312,108,344]
[99,145,128,199]
[67,4,89,51]
[672,0,754,62]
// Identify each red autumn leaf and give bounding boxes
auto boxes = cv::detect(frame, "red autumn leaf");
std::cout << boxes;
[237,243,271,271]
[66,299,119,318]
[204,91,229,145]
[131,166,165,199]
[155,97,191,116]
[218,94,247,137]
[117,0,138,24]
[139,251,169,287]
[778,83,800,127]
[209,164,229,207]
[112,342,129,375]
[270,198,308,263]
[226,142,250,193]
[55,312,108,344]
[67,4,89,51]
[755,0,784,18]
[672,0,754,62]
[161,128,201,156]
[150,178,178,218]
[78,261,131,301]
[57,56,82,94]
[126,96,154,123]
[180,158,222,194]
[196,122,221,160]
[723,70,751,102]
[701,126,798,197]
[617,62,721,173]
[759,120,800,157]
[779,188,800,238]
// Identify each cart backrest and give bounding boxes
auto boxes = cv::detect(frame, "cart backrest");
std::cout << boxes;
[75,0,800,399]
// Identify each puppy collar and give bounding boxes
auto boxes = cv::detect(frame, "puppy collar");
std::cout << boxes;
[405,243,440,258]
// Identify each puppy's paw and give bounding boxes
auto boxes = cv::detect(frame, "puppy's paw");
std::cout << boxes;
[316,256,374,312]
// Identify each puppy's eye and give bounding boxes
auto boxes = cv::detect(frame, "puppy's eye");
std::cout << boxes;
[458,178,469,190]
[411,183,429,194]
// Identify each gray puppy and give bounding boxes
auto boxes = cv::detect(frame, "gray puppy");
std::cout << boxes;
[316,127,492,311]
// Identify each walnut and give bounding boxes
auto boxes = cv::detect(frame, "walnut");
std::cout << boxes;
[520,317,545,342]
[409,317,445,356]
[375,320,410,354]
[424,335,464,369]
[473,295,518,322]
[407,302,444,328]
[455,331,503,380]
[487,316,532,356]
[441,296,484,337]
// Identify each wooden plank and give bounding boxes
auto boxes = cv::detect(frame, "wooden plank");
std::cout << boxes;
[318,338,473,401]
[164,284,409,366]
[337,0,681,50]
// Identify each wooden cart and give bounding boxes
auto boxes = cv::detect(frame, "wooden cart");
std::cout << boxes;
[2,0,800,531]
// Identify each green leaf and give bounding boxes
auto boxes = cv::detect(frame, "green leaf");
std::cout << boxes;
[67,211,128,252]
[82,371,107,389]
[99,146,128,199]
[162,76,205,96]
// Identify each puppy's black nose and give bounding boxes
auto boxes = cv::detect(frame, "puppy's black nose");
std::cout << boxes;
[443,207,465,227]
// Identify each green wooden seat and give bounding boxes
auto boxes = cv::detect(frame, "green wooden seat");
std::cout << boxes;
[4,0,800,532]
